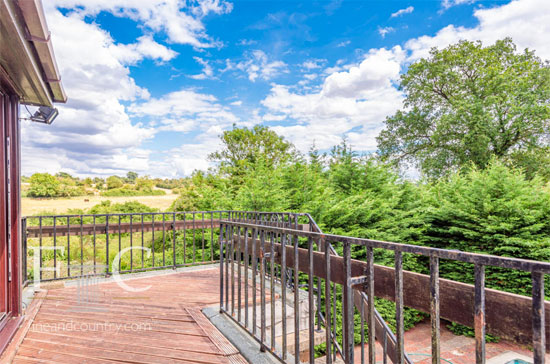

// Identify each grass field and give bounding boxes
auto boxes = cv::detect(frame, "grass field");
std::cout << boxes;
[22,192,178,216]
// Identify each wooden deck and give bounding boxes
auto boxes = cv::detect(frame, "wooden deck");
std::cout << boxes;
[3,267,248,364]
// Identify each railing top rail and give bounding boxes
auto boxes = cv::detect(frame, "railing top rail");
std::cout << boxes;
[22,210,306,219]
[221,220,550,274]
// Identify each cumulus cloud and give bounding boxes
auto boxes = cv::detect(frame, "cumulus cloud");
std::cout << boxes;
[129,89,238,131]
[378,26,395,38]
[110,35,178,64]
[391,6,414,17]
[22,8,155,177]
[262,47,405,151]
[47,0,232,48]
[225,50,288,82]
[407,0,550,61]
[189,57,214,79]
[441,0,476,10]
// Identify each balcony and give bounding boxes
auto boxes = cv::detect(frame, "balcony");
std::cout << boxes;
[2,211,548,363]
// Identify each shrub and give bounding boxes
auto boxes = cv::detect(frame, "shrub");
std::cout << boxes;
[106,176,123,189]
[28,173,60,197]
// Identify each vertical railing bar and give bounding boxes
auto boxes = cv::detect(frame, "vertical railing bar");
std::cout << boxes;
[118,215,121,271]
[324,237,332,364]
[130,214,133,272]
[332,280,336,362]
[294,232,300,364]
[430,255,441,364]
[260,229,267,350]
[238,226,243,322]
[281,232,287,360]
[93,215,96,274]
[172,212,176,268]
[80,216,83,277]
[361,295,365,364]
[532,271,545,364]
[67,217,70,278]
[270,231,276,351]
[252,227,258,336]
[183,213,187,265]
[231,225,236,317]
[367,246,375,364]
[395,251,404,364]
[219,223,225,311]
[225,221,230,310]
[474,263,486,364]
[202,213,205,262]
[308,236,315,364]
[244,227,249,329]
[343,241,354,363]
[141,214,144,269]
[53,216,57,279]
[210,212,214,262]
[152,213,155,267]
[193,213,196,265]
[105,215,109,275]
[39,217,43,280]
[162,213,166,267]
[383,328,388,364]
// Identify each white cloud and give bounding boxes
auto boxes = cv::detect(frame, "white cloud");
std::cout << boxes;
[189,57,214,79]
[47,0,232,48]
[261,47,405,151]
[22,9,155,177]
[378,26,395,38]
[441,0,476,10]
[230,100,243,106]
[300,59,326,70]
[391,6,414,17]
[407,0,550,61]
[226,50,288,82]
[110,35,178,65]
[336,40,351,47]
[129,89,239,130]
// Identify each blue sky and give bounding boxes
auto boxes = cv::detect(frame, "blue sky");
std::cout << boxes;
[21,0,550,177]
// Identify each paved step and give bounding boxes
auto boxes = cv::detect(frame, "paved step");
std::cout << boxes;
[277,328,326,362]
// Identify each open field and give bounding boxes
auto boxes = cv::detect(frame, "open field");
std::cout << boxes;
[22,193,179,216]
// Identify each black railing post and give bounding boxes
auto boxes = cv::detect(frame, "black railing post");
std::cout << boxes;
[21,217,27,285]
[343,241,354,363]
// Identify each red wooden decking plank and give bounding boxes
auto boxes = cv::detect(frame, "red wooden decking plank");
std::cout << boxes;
[10,268,247,364]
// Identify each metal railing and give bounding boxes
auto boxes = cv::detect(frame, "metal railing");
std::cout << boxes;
[22,211,236,284]
[219,218,550,364]
[21,210,312,285]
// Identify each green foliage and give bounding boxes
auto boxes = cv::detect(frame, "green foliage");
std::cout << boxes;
[126,171,138,183]
[208,124,295,180]
[421,160,550,295]
[28,173,61,197]
[100,188,166,197]
[106,176,123,189]
[378,38,550,178]
[88,200,158,214]
[446,322,500,342]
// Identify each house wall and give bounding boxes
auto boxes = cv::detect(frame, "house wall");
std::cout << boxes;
[0,69,23,352]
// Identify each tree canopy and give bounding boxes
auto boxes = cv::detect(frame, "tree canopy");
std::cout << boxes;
[208,125,295,177]
[377,38,550,178]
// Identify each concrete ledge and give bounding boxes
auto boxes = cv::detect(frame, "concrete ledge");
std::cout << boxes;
[203,306,292,364]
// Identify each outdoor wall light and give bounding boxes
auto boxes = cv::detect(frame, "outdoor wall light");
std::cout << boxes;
[30,106,58,124]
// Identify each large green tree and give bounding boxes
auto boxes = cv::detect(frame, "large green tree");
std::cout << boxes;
[28,173,61,197]
[377,38,550,178]
[209,125,295,178]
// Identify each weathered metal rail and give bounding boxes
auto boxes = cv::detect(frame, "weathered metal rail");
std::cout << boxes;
[219,220,550,364]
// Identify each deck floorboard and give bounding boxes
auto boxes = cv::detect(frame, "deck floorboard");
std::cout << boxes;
[9,267,247,364]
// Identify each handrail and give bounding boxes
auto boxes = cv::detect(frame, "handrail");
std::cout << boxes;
[302,213,413,364]
[219,218,549,364]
